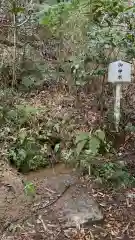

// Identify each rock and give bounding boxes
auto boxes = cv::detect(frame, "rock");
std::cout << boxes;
[40,171,103,228]
[53,183,103,228]
[42,171,78,194]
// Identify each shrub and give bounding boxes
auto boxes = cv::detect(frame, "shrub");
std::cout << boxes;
[62,129,135,188]
[8,129,50,173]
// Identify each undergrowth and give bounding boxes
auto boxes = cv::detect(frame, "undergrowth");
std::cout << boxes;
[0,89,134,189]
[62,129,135,188]
[0,96,63,173]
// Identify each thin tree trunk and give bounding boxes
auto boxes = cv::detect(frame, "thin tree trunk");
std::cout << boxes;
[12,12,17,87]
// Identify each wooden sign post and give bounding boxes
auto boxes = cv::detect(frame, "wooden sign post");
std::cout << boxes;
[108,60,131,131]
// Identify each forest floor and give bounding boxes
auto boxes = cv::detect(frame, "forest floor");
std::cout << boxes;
[0,88,135,240]
[1,160,135,240]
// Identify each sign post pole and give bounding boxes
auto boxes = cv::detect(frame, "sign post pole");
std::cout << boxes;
[114,83,121,131]
[108,60,131,131]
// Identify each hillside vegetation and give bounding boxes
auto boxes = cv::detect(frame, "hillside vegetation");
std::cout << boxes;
[0,0,135,186]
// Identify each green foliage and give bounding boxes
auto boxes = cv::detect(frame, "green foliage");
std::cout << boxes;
[40,0,125,30]
[62,129,109,168]
[61,128,135,188]
[1,0,134,90]
[6,104,41,128]
[39,1,78,32]
[0,88,134,189]
[10,6,25,14]
[39,0,135,87]
[8,116,63,172]
[61,148,75,165]
[90,0,125,22]
[95,162,135,188]
[24,181,35,197]
[75,132,89,144]
[8,129,50,173]
[20,62,54,90]
[0,101,62,173]
[74,130,109,172]
[75,129,109,157]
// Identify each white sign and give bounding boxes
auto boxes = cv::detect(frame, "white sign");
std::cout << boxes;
[108,60,131,83]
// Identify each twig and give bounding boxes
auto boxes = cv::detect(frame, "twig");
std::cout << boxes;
[89,230,95,240]
[45,187,56,194]
[122,222,131,234]
[38,215,52,234]
[37,183,71,211]
[1,184,71,234]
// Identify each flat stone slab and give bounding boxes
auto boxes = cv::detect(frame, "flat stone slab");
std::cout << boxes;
[26,168,103,228]
[53,183,103,228]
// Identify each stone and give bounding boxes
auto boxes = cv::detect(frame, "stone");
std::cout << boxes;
[53,183,103,228]
[42,172,78,193]
[26,167,103,228]
[40,170,103,228]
